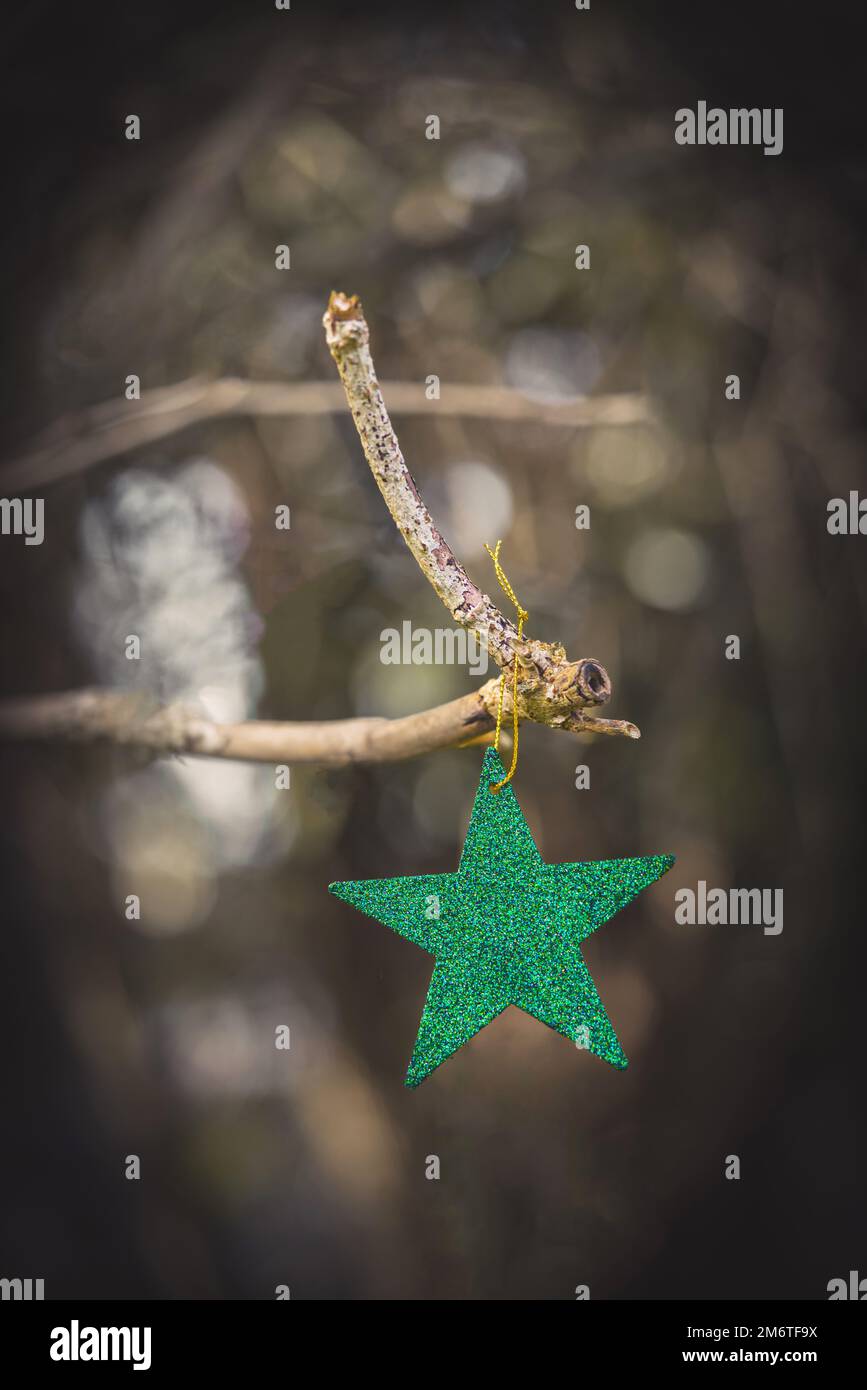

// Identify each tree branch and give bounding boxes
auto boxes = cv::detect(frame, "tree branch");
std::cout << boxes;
[325,290,529,671]
[3,379,650,494]
[0,291,642,765]
[323,290,628,732]
[0,688,639,765]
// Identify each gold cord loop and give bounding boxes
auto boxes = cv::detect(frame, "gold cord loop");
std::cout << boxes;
[483,540,528,793]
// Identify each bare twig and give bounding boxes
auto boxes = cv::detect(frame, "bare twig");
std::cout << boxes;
[325,291,525,670]
[323,290,629,733]
[2,378,651,494]
[0,688,639,765]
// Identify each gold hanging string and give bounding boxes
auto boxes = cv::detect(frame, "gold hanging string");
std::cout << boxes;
[483,540,528,793]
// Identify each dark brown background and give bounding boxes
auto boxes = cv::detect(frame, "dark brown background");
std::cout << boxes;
[0,0,864,1299]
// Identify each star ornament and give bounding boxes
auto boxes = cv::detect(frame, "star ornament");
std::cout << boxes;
[329,748,674,1087]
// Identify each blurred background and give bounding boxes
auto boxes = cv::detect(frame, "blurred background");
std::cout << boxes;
[0,0,865,1298]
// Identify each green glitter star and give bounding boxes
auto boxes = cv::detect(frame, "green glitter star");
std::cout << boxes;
[329,747,674,1087]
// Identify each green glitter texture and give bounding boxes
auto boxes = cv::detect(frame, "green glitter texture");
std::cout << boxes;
[329,747,674,1087]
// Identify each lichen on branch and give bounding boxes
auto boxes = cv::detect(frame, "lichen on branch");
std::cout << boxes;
[323,290,637,743]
